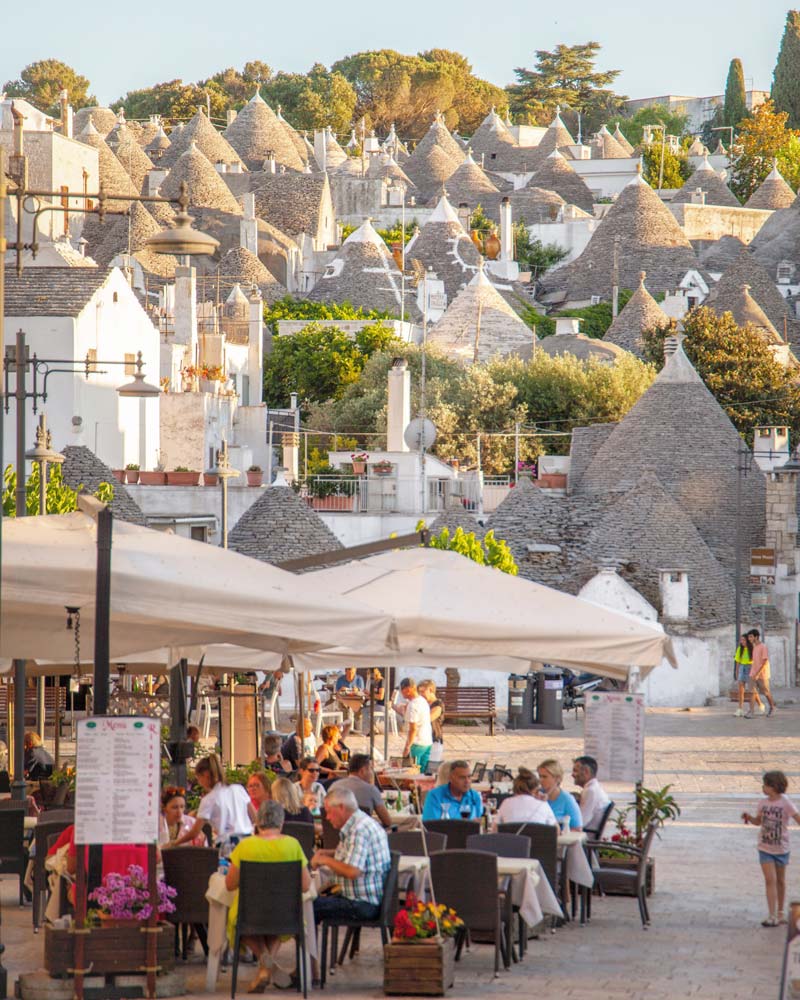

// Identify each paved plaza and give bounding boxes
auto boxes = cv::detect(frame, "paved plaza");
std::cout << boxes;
[3,693,800,999]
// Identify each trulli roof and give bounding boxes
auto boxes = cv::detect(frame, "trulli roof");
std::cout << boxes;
[404,195,482,305]
[529,111,575,165]
[603,271,671,357]
[251,172,331,239]
[77,121,139,209]
[745,163,795,210]
[403,142,461,203]
[275,106,309,165]
[223,91,304,172]
[435,151,499,210]
[161,109,244,170]
[228,485,343,564]
[114,131,155,194]
[61,446,145,525]
[697,235,746,273]
[73,106,118,137]
[215,246,286,303]
[538,330,628,363]
[527,151,594,214]
[707,283,783,344]
[159,143,242,214]
[671,156,740,207]
[612,124,635,155]
[591,125,630,160]
[710,247,800,344]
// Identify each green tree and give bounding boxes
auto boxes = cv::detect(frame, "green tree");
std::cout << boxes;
[641,307,800,443]
[641,142,690,189]
[4,59,95,117]
[114,79,229,122]
[263,296,391,336]
[617,104,689,147]
[263,64,357,133]
[772,10,800,128]
[729,98,800,200]
[507,42,624,131]
[2,464,113,517]
[723,58,748,130]
[419,524,518,575]
[263,322,400,407]
[205,62,273,107]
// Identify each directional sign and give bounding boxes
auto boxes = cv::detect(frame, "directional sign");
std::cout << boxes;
[751,548,776,576]
[751,575,776,586]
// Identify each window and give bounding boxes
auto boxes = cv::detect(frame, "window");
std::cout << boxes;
[113,292,119,304]
[242,374,250,402]
[124,353,135,376]
[86,348,98,374]
[190,526,207,543]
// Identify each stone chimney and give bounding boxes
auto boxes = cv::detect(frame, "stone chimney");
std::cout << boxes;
[313,130,327,172]
[457,203,471,233]
[247,286,263,405]
[387,358,411,452]
[173,266,198,366]
[272,466,290,488]
[689,188,706,205]
[227,109,238,127]
[555,317,581,336]
[753,426,790,472]
[765,456,800,576]
[240,193,258,254]
[659,569,689,622]
[281,434,299,484]
[499,197,513,262]
[60,90,73,138]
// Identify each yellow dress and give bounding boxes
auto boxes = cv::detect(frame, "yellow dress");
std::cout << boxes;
[226,834,307,946]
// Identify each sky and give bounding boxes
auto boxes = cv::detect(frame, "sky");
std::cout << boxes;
[0,0,793,106]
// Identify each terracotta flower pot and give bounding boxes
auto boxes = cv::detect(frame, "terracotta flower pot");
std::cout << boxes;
[247,470,264,487]
[138,471,166,485]
[124,469,140,484]
[352,462,367,475]
[112,469,125,483]
[203,472,219,486]
[166,471,201,486]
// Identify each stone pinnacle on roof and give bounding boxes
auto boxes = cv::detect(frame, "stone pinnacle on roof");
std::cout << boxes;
[540,173,698,300]
[527,150,594,213]
[160,108,245,171]
[77,120,139,208]
[603,271,671,357]
[745,160,796,210]
[159,142,242,214]
[222,92,304,172]
[671,154,740,207]
[612,123,635,155]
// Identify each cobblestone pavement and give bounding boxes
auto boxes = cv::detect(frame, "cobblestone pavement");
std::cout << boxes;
[5,692,800,998]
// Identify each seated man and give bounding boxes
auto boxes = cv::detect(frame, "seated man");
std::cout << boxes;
[572,755,610,834]
[335,667,365,695]
[281,719,316,770]
[334,754,393,830]
[24,732,53,780]
[311,786,390,923]
[422,759,484,821]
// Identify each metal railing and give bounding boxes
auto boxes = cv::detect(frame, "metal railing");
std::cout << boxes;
[298,475,458,515]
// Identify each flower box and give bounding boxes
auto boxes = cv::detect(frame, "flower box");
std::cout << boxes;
[597,856,655,896]
[138,471,166,486]
[166,471,201,486]
[203,472,219,486]
[352,461,367,475]
[308,495,354,511]
[44,923,174,977]
[384,937,455,996]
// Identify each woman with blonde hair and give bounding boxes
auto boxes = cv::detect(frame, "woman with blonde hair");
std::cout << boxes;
[315,724,346,779]
[537,758,582,831]
[173,754,256,855]
[493,768,557,830]
[271,777,315,824]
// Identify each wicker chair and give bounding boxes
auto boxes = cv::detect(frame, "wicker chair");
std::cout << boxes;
[422,820,481,851]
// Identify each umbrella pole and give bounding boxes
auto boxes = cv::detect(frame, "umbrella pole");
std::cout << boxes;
[383,666,391,764]
[369,680,375,762]
[93,507,113,716]
[293,659,304,757]
[11,662,25,801]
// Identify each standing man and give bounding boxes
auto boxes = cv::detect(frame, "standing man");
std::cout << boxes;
[572,756,610,834]
[747,629,776,718]
[400,678,433,773]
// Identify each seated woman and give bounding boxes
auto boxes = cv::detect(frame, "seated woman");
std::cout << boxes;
[536,759,582,831]
[493,767,557,831]
[263,735,292,775]
[271,777,314,825]
[315,725,347,780]
[225,800,310,993]
[297,757,325,815]
[24,732,54,780]
[280,719,316,770]
[159,786,206,848]
[246,771,272,814]
[173,754,255,856]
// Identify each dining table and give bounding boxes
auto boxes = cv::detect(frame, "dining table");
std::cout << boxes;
[558,830,594,889]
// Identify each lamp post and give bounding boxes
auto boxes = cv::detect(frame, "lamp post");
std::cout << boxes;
[25,412,64,514]
[216,438,240,548]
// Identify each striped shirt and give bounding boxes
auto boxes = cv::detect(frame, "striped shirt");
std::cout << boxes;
[334,810,390,905]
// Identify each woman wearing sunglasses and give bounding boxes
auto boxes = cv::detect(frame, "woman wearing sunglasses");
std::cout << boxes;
[298,757,325,815]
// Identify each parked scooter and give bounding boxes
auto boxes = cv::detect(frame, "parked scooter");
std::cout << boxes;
[562,669,621,713]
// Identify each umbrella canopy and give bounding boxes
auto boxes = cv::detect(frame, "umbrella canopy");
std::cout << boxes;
[283,548,676,680]
[0,511,390,661]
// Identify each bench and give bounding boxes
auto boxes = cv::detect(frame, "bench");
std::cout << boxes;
[441,686,497,736]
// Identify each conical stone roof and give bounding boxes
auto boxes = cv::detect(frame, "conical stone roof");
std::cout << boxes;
[366,152,415,190]
[405,144,460,202]
[145,125,171,159]
[540,173,698,301]
[538,328,628,363]
[697,235,745,274]
[528,151,594,214]
[323,127,348,169]
[745,163,795,210]
[275,106,309,165]
[671,156,740,207]
[114,131,155,194]
[61,446,145,524]
[574,339,766,575]
[161,109,244,170]
[437,151,499,209]
[530,111,576,165]
[603,271,671,357]
[708,283,783,343]
[73,106,118,137]
[215,246,286,302]
[505,186,567,225]
[137,119,162,147]
[613,124,635,155]
[411,115,465,164]
[591,125,630,160]
[79,201,178,278]
[307,219,411,318]
[710,247,800,343]
[78,121,139,209]
[228,484,343,564]
[223,91,304,172]
[427,266,535,363]
[467,108,519,165]
[160,143,242,214]
[404,195,482,305]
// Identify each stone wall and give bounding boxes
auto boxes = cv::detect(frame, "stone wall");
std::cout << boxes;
[668,203,772,244]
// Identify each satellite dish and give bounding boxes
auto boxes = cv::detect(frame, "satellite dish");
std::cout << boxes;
[404,417,437,451]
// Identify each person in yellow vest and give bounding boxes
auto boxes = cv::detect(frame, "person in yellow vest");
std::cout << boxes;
[735,633,763,717]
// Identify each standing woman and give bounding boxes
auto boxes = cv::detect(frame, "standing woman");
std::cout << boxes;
[173,754,255,856]
[735,633,762,717]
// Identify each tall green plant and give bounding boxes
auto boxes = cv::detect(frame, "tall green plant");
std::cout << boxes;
[2,465,113,517]
[772,10,800,128]
[418,523,518,575]
[723,58,748,130]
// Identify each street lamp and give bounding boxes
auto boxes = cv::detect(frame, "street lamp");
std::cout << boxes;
[25,412,64,515]
[216,439,240,548]
[116,351,162,398]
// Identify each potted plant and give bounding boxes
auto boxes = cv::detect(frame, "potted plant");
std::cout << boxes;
[139,468,167,485]
[596,785,680,896]
[166,467,201,486]
[351,452,369,475]
[203,470,219,486]
[89,865,177,927]
[384,894,463,995]
[247,465,263,487]
[373,459,394,476]
[124,463,140,484]
[112,468,125,483]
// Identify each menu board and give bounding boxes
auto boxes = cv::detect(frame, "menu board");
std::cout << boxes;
[75,717,161,845]
[583,692,645,784]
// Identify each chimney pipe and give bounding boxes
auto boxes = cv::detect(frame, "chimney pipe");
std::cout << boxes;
[387,358,411,452]
[59,89,73,138]
[499,197,513,262]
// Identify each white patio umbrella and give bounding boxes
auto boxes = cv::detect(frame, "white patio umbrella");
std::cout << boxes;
[278,547,677,681]
[0,510,391,662]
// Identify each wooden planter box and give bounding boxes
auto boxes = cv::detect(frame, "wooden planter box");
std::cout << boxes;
[384,937,455,996]
[598,856,655,896]
[44,923,174,976]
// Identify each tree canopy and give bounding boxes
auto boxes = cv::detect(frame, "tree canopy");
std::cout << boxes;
[772,10,800,129]
[641,307,800,444]
[262,64,357,134]
[723,58,748,131]
[729,98,800,199]
[2,465,112,517]
[507,42,624,133]
[617,104,689,147]
[420,524,518,575]
[4,59,95,118]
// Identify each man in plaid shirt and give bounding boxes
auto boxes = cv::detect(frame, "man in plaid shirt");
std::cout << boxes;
[311,785,390,922]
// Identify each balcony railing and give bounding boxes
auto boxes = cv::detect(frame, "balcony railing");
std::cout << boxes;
[298,475,459,515]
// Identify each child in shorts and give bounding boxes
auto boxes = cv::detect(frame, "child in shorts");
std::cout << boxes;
[742,770,800,926]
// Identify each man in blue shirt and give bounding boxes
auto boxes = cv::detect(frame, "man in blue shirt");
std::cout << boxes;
[335,667,365,694]
[422,760,484,821]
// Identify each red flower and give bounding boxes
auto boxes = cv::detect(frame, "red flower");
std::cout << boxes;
[426,920,436,930]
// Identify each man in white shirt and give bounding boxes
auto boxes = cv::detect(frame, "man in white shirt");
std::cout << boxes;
[572,756,610,835]
[400,678,433,773]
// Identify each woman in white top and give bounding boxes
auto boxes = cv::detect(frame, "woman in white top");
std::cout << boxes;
[493,767,558,831]
[173,754,256,856]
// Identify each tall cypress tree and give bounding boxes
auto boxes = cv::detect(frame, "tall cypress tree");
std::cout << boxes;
[772,10,800,128]
[723,58,748,130]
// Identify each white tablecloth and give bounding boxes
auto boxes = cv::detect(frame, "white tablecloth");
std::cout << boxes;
[558,832,594,889]
[205,870,318,992]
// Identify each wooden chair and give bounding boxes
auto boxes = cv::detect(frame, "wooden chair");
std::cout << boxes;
[589,821,658,928]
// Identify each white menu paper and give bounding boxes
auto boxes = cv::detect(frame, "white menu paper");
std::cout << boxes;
[583,692,645,784]
[75,717,161,845]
